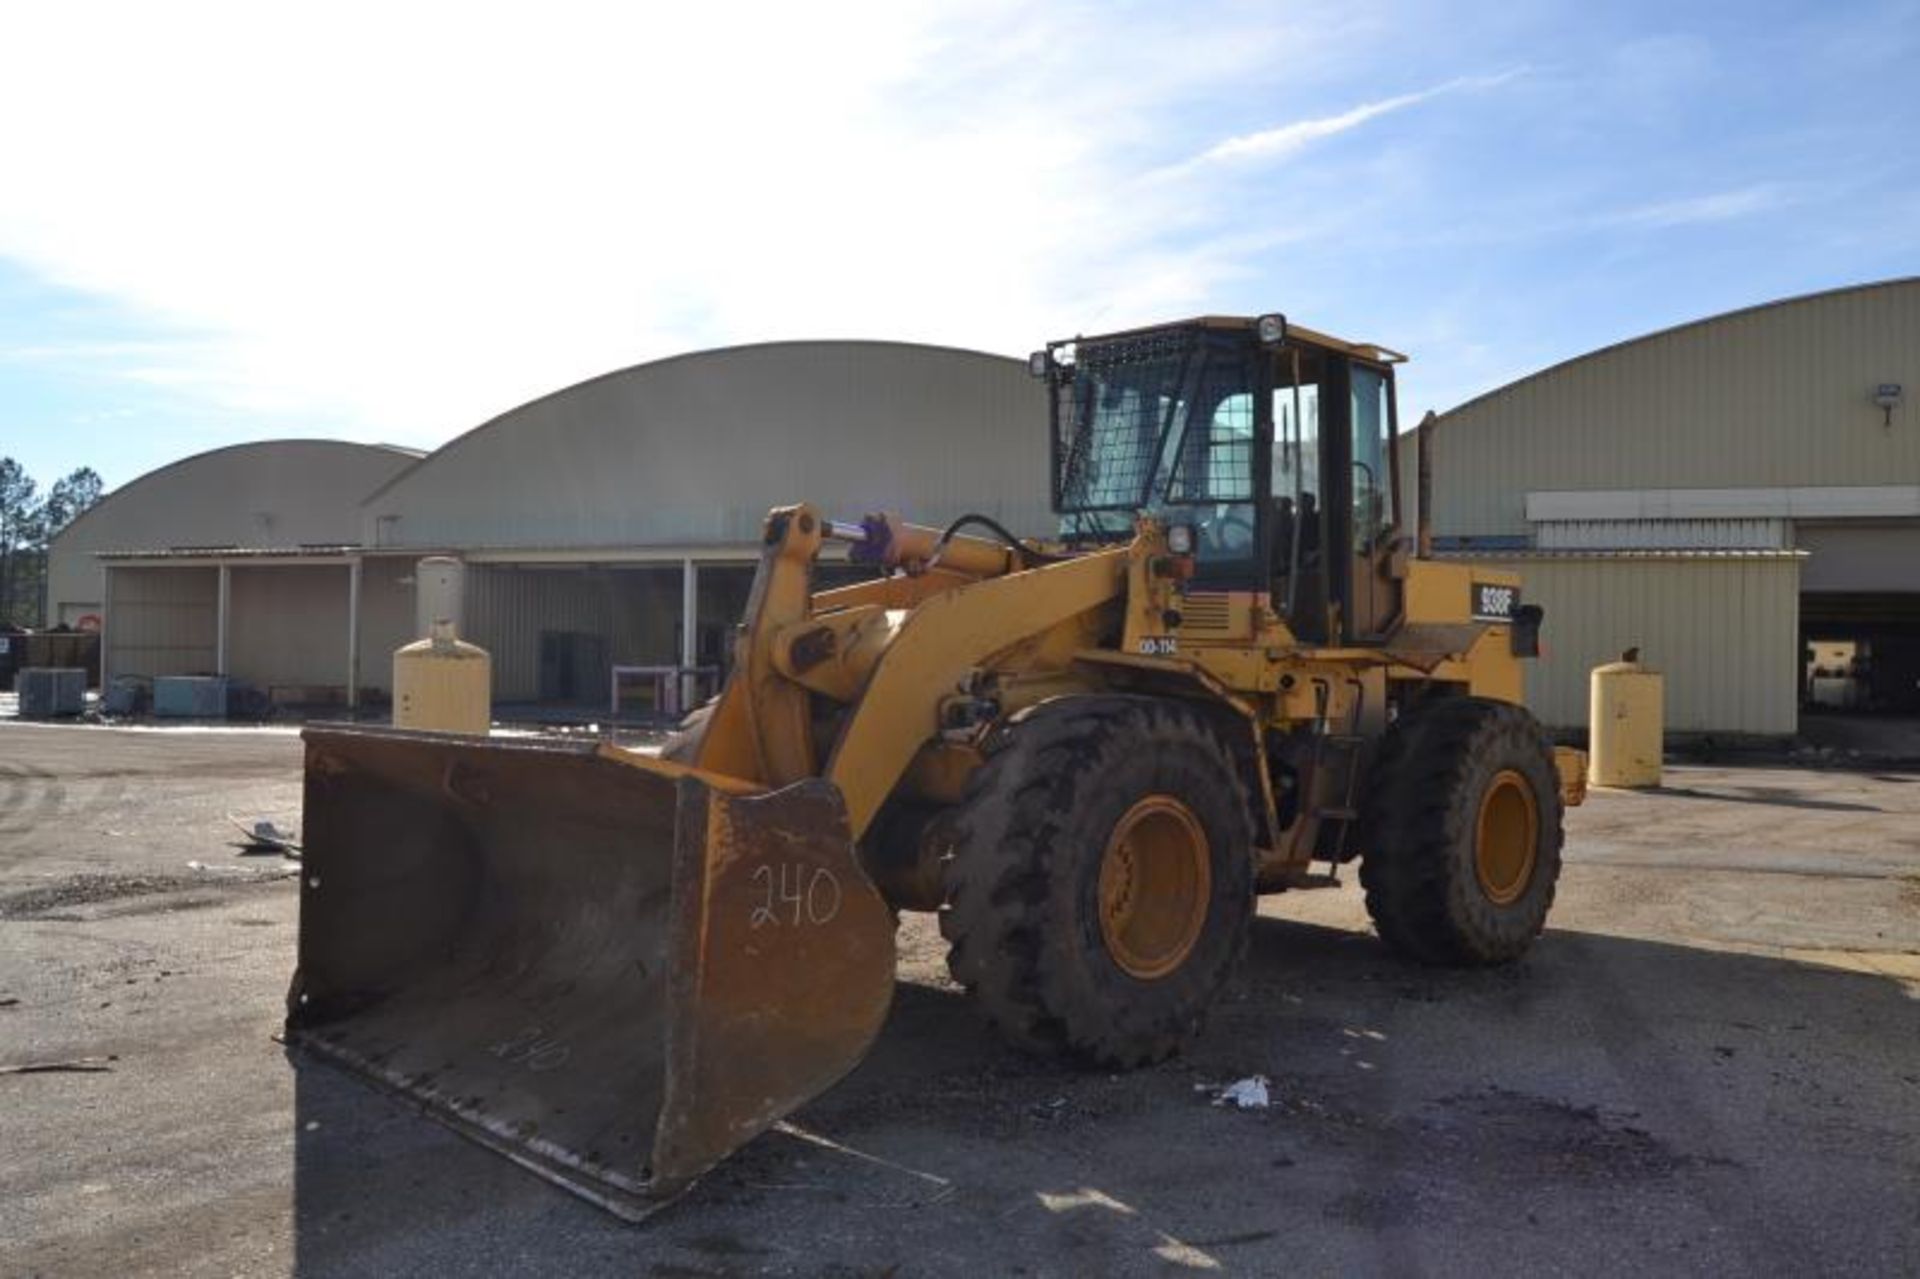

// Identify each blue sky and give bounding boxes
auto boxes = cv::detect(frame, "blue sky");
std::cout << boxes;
[1,0,1915,492]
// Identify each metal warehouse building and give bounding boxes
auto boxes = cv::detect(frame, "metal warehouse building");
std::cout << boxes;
[47,440,422,704]
[50,284,1919,735]
[50,341,1047,713]
[1417,278,1920,737]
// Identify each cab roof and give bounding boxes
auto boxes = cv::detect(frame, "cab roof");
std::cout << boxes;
[1062,314,1408,366]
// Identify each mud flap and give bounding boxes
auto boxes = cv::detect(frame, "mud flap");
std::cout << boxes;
[286,726,896,1220]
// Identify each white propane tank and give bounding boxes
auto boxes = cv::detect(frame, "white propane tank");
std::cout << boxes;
[414,556,466,641]
[1589,650,1663,788]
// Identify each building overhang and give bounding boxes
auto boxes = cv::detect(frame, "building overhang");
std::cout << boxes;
[96,545,365,569]
[92,541,839,569]
[1433,548,1808,562]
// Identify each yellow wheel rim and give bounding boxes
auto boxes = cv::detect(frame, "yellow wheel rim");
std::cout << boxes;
[1475,769,1539,906]
[1098,796,1211,980]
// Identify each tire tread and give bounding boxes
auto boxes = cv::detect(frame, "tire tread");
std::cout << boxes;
[939,695,1253,1067]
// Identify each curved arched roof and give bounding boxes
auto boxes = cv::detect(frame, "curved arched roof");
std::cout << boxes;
[58,439,420,545]
[360,340,1051,550]
[1427,278,1920,537]
[48,439,421,608]
[1445,277,1920,421]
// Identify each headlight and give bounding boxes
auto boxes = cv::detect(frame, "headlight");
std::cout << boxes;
[1167,523,1195,555]
[1027,350,1050,378]
[1256,313,1287,346]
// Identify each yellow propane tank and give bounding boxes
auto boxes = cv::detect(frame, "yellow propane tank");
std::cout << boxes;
[393,621,492,734]
[1589,651,1663,788]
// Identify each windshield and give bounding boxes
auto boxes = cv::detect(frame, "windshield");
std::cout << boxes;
[1054,330,1189,516]
[1052,330,1259,563]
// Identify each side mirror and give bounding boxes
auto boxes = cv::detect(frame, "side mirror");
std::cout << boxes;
[1510,604,1544,658]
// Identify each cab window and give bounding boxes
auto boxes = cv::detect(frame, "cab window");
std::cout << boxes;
[1350,365,1393,550]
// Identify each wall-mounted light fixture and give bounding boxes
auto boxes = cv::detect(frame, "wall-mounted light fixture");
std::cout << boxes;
[1873,382,1903,427]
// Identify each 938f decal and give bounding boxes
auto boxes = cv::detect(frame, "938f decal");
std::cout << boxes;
[1471,582,1519,622]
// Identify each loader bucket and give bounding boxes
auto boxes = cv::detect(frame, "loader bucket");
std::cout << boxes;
[285,725,897,1220]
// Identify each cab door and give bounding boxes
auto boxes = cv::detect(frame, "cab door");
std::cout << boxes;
[1345,362,1402,640]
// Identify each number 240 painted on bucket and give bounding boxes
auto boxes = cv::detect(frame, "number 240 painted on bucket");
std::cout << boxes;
[749,862,843,930]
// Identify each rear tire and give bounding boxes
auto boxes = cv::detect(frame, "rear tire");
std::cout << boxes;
[938,696,1255,1068]
[1359,697,1563,965]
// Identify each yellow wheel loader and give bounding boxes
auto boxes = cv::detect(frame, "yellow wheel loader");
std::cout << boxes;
[286,313,1585,1219]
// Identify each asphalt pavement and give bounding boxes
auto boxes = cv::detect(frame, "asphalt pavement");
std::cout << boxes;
[1,722,1916,1277]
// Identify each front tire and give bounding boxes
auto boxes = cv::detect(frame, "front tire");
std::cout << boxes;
[938,696,1256,1068]
[1359,697,1564,965]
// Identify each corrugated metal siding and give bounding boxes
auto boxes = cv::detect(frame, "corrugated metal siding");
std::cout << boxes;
[464,562,758,702]
[467,566,616,702]
[1435,281,1920,536]
[108,566,217,678]
[1536,518,1788,549]
[227,566,351,689]
[355,556,416,695]
[609,567,689,669]
[1469,555,1801,736]
[359,343,1052,551]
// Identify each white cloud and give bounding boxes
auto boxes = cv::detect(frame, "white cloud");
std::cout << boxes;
[1610,184,1787,228]
[1174,91,1436,170]
[1159,69,1527,176]
[0,1,1323,448]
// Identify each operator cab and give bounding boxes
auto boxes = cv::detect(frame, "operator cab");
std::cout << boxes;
[1037,314,1407,644]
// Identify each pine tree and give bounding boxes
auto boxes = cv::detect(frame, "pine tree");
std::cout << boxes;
[0,461,105,626]
[0,459,40,626]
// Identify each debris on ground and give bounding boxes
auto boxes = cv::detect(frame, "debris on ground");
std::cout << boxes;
[225,815,302,858]
[0,1056,117,1075]
[186,860,299,880]
[1199,1075,1272,1110]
